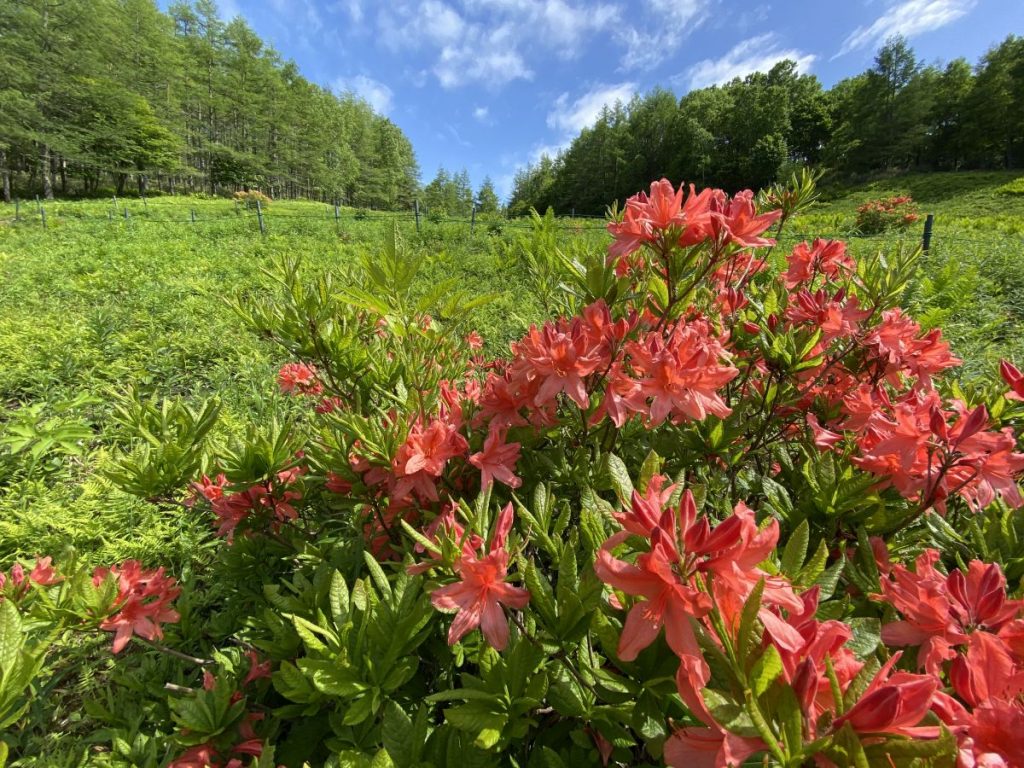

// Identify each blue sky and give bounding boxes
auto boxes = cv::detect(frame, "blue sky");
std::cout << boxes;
[187,0,1022,200]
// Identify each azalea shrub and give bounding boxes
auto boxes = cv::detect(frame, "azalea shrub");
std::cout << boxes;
[7,172,1024,768]
[854,195,921,235]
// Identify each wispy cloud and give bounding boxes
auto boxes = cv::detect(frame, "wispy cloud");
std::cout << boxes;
[333,75,394,114]
[680,34,816,90]
[473,106,491,123]
[835,0,976,58]
[617,0,712,71]
[434,24,533,88]
[547,82,636,134]
[377,0,616,88]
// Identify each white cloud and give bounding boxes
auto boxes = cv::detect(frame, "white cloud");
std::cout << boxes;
[473,106,490,122]
[836,0,976,57]
[333,75,394,114]
[618,0,711,71]
[422,0,466,45]
[547,82,636,134]
[377,0,616,88]
[681,34,816,90]
[379,0,466,50]
[434,23,532,88]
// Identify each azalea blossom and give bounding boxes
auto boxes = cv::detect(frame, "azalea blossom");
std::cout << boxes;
[429,503,530,650]
[510,318,605,409]
[277,361,323,395]
[874,551,1024,674]
[709,189,782,249]
[1000,359,1024,401]
[831,654,940,739]
[782,239,855,289]
[468,426,522,489]
[626,320,738,426]
[94,560,181,653]
[595,489,800,667]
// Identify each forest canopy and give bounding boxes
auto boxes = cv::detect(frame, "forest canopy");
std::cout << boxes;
[0,0,420,207]
[508,35,1024,216]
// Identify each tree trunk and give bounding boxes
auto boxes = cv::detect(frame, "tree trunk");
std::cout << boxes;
[116,173,127,196]
[41,145,54,200]
[59,157,67,195]
[137,174,148,197]
[0,149,10,204]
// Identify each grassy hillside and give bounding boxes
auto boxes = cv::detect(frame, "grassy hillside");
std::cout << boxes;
[0,170,1021,567]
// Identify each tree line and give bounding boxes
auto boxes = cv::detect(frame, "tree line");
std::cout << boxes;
[420,168,501,217]
[509,36,1024,216]
[0,0,419,207]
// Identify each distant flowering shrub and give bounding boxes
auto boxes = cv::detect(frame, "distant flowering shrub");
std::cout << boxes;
[855,194,920,234]
[232,189,272,208]
[10,172,1024,767]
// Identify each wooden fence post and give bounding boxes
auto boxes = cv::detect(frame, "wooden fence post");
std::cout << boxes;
[414,199,421,233]
[191,209,196,224]
[471,204,476,234]
[922,214,934,253]
[256,199,266,235]
[40,204,46,228]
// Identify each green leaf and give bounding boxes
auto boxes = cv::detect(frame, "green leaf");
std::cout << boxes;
[637,450,664,493]
[736,578,765,665]
[342,693,376,725]
[847,618,881,659]
[862,726,957,764]
[780,520,810,577]
[443,699,508,740]
[604,454,633,503]
[761,477,794,521]
[631,691,667,741]
[749,645,783,698]
[775,685,804,759]
[798,539,829,585]
[0,601,24,674]
[363,552,393,597]
[305,661,368,698]
[329,571,350,628]
[524,560,557,629]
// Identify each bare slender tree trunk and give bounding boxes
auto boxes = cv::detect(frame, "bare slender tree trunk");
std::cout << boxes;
[41,145,54,200]
[1,149,10,204]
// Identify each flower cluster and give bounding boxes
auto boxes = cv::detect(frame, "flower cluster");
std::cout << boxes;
[93,560,181,653]
[0,556,61,598]
[874,551,1024,766]
[166,176,1024,767]
[167,651,273,768]
[855,194,920,234]
[277,361,323,395]
[425,503,529,650]
[193,467,304,542]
